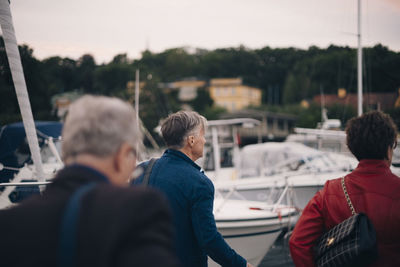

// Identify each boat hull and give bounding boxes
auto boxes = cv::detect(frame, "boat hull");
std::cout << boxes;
[208,228,281,266]
[209,207,297,266]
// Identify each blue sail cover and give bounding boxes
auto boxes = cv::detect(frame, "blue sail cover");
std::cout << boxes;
[0,121,63,183]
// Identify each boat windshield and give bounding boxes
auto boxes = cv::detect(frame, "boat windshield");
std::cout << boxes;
[40,139,62,164]
[203,145,234,171]
[239,144,354,178]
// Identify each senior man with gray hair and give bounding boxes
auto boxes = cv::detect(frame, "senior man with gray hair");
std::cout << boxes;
[133,110,252,267]
[0,95,180,267]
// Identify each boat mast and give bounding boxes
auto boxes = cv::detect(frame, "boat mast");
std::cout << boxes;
[0,0,45,181]
[135,69,140,158]
[357,0,363,116]
[135,69,140,129]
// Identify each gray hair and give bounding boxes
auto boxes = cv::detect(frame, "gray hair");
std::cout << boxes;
[161,111,207,149]
[61,95,142,161]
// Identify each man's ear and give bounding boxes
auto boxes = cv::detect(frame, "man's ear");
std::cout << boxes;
[188,136,194,147]
[114,143,132,172]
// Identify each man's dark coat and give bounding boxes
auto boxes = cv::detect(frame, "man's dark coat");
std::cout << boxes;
[134,149,246,267]
[0,164,180,267]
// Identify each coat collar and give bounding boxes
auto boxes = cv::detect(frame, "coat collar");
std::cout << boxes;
[353,159,392,176]
[164,149,201,171]
[67,164,111,183]
[51,163,111,191]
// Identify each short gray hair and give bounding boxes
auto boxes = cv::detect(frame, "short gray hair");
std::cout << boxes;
[61,95,142,161]
[161,111,207,149]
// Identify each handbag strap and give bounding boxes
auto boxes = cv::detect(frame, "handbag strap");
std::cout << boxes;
[58,182,97,267]
[341,176,356,215]
[142,158,158,186]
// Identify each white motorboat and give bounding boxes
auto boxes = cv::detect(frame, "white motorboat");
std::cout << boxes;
[285,108,351,156]
[210,140,400,211]
[286,127,350,156]
[213,167,349,210]
[202,118,358,211]
[209,197,298,267]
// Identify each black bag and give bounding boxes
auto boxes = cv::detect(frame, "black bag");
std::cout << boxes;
[314,177,378,267]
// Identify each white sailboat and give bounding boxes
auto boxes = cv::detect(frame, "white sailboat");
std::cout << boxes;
[0,0,64,209]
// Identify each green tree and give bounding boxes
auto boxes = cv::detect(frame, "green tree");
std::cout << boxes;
[93,62,133,95]
[188,87,214,114]
[76,54,96,93]
[0,37,20,124]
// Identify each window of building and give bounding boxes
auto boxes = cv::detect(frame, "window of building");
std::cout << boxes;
[278,119,285,130]
[267,118,274,129]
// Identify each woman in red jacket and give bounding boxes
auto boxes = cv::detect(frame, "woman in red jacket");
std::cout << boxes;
[289,111,400,267]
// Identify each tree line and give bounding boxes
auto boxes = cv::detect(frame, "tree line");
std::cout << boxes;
[1,36,400,134]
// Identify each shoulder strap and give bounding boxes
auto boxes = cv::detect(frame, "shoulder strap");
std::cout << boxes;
[58,182,97,267]
[142,158,157,186]
[341,176,356,215]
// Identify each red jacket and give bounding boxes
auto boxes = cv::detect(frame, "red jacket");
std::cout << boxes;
[289,159,400,267]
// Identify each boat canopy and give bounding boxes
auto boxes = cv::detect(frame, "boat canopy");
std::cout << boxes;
[0,121,62,182]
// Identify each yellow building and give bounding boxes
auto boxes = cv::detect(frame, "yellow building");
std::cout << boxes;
[209,78,262,112]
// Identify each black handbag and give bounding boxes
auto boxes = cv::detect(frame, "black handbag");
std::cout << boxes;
[314,177,378,267]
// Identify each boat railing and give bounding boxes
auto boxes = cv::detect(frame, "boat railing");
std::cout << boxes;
[214,180,300,217]
[215,186,247,213]
[0,181,50,187]
[45,136,63,165]
[0,161,56,209]
[271,184,289,212]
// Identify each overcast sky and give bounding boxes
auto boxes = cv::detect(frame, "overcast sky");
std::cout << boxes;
[5,0,400,63]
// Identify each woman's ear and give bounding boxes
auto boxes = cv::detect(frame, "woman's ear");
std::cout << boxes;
[386,146,393,164]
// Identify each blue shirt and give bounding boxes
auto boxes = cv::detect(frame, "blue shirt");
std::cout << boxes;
[133,149,246,267]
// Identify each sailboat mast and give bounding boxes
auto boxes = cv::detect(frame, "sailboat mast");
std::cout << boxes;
[135,69,140,159]
[357,0,363,116]
[135,69,140,129]
[0,0,45,181]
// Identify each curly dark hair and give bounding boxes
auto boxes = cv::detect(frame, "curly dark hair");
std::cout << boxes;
[346,111,397,161]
